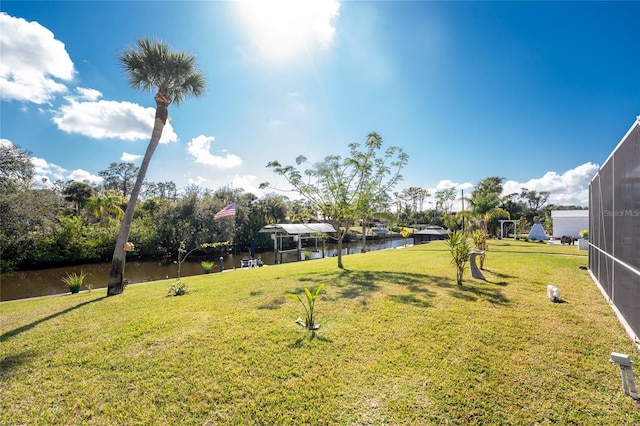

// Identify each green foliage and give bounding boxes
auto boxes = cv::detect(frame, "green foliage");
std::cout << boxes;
[61,270,89,293]
[286,283,325,330]
[580,229,589,239]
[98,162,139,198]
[445,230,470,285]
[166,279,189,296]
[62,181,94,213]
[0,143,33,194]
[264,132,408,269]
[303,250,312,260]
[201,261,215,273]
[33,216,115,265]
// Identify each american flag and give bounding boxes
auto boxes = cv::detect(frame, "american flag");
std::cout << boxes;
[214,202,236,219]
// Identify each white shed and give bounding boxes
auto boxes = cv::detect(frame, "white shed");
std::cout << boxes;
[551,210,589,238]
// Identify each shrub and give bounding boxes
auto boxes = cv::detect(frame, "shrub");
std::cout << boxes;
[445,231,470,286]
[166,279,189,296]
[61,271,89,293]
[201,261,215,273]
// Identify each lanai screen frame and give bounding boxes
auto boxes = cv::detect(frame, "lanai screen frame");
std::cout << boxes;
[588,117,640,347]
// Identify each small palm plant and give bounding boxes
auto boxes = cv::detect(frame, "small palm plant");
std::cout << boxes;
[445,230,470,286]
[286,284,325,330]
[62,271,89,294]
[166,279,189,296]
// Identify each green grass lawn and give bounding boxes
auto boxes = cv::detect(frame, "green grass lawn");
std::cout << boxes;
[2,240,639,425]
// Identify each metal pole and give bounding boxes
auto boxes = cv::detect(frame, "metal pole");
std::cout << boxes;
[461,189,465,233]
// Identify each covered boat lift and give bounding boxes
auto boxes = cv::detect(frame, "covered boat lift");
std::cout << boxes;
[258,223,336,264]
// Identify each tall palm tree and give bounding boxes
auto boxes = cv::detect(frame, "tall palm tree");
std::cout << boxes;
[107,38,205,296]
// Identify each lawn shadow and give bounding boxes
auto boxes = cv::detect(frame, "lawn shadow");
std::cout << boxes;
[0,295,107,342]
[299,269,446,307]
[289,330,332,348]
[389,293,433,308]
[482,269,517,280]
[0,349,37,379]
[257,298,285,310]
[439,280,510,305]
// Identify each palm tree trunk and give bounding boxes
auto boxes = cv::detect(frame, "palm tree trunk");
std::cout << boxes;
[107,103,167,295]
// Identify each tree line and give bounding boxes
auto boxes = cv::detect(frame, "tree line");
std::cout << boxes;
[1,143,583,274]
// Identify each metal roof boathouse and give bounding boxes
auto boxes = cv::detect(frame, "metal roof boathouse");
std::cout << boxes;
[259,223,336,264]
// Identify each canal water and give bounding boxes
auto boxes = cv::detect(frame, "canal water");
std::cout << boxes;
[1,238,413,301]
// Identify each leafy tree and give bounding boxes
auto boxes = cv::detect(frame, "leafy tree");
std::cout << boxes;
[519,188,550,225]
[144,180,177,200]
[0,188,62,270]
[466,177,509,235]
[287,199,318,223]
[63,181,95,214]
[402,187,429,213]
[434,187,457,214]
[499,192,522,223]
[263,132,407,269]
[261,193,288,224]
[0,143,33,194]
[99,162,139,197]
[107,38,205,296]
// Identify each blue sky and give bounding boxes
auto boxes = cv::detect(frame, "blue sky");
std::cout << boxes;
[1,1,639,207]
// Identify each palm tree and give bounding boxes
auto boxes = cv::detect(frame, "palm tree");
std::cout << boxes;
[107,38,205,296]
[85,193,124,225]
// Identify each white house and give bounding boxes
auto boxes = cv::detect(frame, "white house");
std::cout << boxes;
[551,210,589,238]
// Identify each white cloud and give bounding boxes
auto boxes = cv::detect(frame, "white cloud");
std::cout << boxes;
[234,0,340,63]
[0,13,74,104]
[188,176,209,187]
[29,156,102,187]
[68,169,103,185]
[231,174,265,196]
[186,135,242,169]
[52,99,178,143]
[186,173,266,197]
[75,87,102,102]
[0,138,14,148]
[121,152,142,162]
[423,180,473,212]
[431,179,474,192]
[502,162,599,206]
[30,156,67,186]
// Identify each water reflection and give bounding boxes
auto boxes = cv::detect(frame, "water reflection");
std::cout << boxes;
[1,238,412,301]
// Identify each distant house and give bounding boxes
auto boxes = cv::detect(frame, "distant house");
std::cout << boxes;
[413,226,450,244]
[551,210,589,238]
